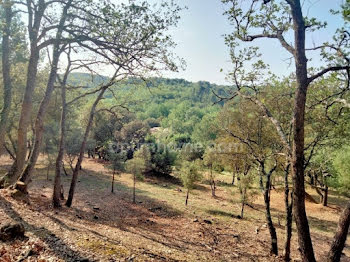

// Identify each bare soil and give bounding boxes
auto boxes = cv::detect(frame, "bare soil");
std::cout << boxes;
[0,156,349,262]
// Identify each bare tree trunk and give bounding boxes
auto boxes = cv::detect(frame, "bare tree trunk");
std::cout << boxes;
[232,171,235,185]
[15,1,72,191]
[185,189,189,206]
[65,86,109,207]
[133,174,136,204]
[323,177,328,207]
[264,172,278,255]
[210,179,216,197]
[210,166,216,197]
[0,0,13,151]
[288,1,316,260]
[327,200,350,262]
[12,0,46,183]
[284,164,293,262]
[315,186,324,204]
[111,169,115,193]
[241,188,246,219]
[53,57,69,208]
[46,161,50,180]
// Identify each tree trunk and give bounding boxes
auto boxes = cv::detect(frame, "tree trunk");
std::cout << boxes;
[264,173,278,255]
[15,1,72,191]
[240,188,246,219]
[210,166,216,197]
[53,61,69,208]
[133,173,136,204]
[210,179,216,197]
[284,164,293,262]
[12,0,46,183]
[327,200,350,262]
[288,1,316,260]
[232,171,235,185]
[323,178,328,207]
[65,86,109,207]
[185,189,189,206]
[0,1,13,151]
[315,186,324,204]
[46,161,50,180]
[111,169,115,193]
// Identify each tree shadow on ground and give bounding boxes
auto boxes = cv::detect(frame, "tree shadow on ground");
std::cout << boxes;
[206,209,235,218]
[307,215,338,233]
[0,195,90,261]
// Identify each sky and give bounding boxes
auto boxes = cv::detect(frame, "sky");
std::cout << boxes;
[163,0,345,85]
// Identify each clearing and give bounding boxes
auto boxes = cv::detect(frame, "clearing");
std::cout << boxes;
[0,156,349,262]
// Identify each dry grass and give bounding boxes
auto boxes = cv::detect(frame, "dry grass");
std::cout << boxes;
[0,155,349,261]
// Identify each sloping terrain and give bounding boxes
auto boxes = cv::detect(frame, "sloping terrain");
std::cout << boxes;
[0,156,349,262]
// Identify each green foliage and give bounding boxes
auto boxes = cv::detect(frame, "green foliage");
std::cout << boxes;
[126,156,145,181]
[150,145,176,175]
[331,146,350,196]
[180,161,202,190]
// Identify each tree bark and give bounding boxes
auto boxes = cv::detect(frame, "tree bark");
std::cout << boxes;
[65,86,109,207]
[0,0,13,152]
[232,171,235,185]
[240,188,246,219]
[111,169,115,193]
[52,56,70,208]
[185,189,189,206]
[284,164,293,262]
[210,166,216,197]
[12,0,46,182]
[287,0,316,260]
[133,174,136,204]
[263,172,278,255]
[327,200,350,262]
[323,177,328,207]
[16,0,72,191]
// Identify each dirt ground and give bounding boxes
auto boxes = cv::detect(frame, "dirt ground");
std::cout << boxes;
[0,156,349,262]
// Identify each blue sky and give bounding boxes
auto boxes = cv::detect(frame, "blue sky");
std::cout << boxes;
[164,0,345,85]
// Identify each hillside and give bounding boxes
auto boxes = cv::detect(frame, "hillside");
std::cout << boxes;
[0,156,349,261]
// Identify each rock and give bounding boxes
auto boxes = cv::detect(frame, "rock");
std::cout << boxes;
[93,215,99,220]
[193,218,199,222]
[0,223,25,241]
[203,219,212,225]
[76,214,83,219]
[93,207,100,211]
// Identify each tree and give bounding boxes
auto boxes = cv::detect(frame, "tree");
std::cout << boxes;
[109,150,126,194]
[236,165,254,219]
[15,0,74,190]
[0,0,13,154]
[52,51,70,207]
[217,100,281,255]
[64,0,182,207]
[180,161,201,206]
[126,151,146,204]
[202,149,221,197]
[327,201,350,262]
[222,0,350,260]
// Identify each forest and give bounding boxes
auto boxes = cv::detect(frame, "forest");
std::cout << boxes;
[0,0,349,261]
